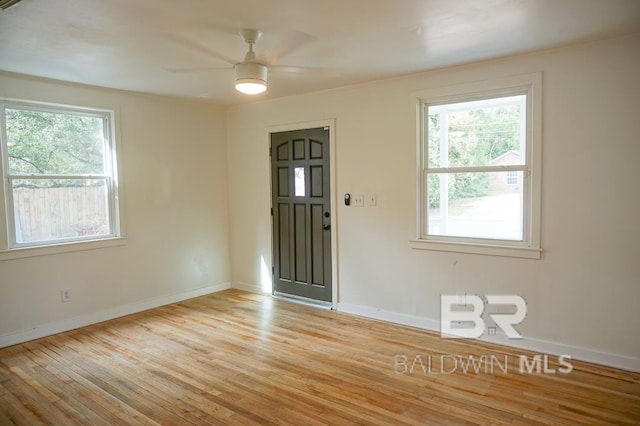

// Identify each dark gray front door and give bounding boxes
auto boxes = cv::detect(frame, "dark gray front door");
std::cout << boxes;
[271,127,332,302]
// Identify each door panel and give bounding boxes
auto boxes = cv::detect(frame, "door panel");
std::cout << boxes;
[294,203,307,281]
[311,204,324,285]
[271,127,331,302]
[277,168,289,197]
[277,206,290,280]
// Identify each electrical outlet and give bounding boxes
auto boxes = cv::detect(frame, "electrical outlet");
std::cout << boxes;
[61,288,72,303]
[352,194,364,207]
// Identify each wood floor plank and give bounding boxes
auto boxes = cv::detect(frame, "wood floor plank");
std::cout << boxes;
[26,341,159,426]
[1,289,639,425]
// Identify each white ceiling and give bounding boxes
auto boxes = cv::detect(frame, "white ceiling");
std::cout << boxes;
[1,0,639,105]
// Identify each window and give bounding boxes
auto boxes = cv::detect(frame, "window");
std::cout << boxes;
[412,74,541,259]
[294,167,306,197]
[0,100,121,251]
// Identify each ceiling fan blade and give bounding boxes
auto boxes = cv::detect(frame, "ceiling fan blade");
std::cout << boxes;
[165,34,238,66]
[270,65,340,74]
[258,31,314,65]
[164,66,232,73]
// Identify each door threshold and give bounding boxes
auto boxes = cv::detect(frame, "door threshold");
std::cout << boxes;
[273,292,332,310]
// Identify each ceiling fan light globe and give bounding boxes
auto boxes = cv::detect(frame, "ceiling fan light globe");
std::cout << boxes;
[235,80,267,95]
[234,62,268,95]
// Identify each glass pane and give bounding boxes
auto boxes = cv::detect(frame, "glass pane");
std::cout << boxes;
[426,172,524,241]
[6,108,106,175]
[426,113,441,168]
[294,167,305,197]
[12,179,110,244]
[427,95,526,168]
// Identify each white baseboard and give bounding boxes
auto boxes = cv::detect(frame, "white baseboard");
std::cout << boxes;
[337,302,640,373]
[0,282,231,349]
[232,281,271,294]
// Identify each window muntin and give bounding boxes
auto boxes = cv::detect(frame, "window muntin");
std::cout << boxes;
[1,101,120,248]
[423,93,529,245]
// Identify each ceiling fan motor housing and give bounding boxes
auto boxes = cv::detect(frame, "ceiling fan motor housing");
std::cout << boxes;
[234,62,268,85]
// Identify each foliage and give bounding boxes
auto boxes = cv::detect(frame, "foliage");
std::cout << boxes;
[6,108,105,185]
[427,101,521,207]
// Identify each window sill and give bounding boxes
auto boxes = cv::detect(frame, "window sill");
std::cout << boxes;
[409,239,542,259]
[0,237,127,261]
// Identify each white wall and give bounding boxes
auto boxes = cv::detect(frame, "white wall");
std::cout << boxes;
[227,33,640,368]
[0,73,231,344]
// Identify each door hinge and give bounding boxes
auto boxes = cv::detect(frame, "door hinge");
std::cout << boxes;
[269,147,272,156]
[270,207,273,216]
[272,266,275,275]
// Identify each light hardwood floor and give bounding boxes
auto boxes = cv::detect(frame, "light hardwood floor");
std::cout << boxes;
[1,289,638,425]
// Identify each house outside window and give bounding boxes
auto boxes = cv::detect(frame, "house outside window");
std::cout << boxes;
[412,73,542,259]
[0,99,121,251]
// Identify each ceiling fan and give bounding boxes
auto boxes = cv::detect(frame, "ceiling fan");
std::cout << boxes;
[233,29,267,94]
[166,28,327,95]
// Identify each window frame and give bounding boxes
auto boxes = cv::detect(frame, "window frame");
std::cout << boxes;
[0,98,124,258]
[411,73,542,259]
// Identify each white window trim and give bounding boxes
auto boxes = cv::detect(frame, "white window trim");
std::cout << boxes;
[0,237,128,261]
[410,73,542,259]
[0,98,126,261]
